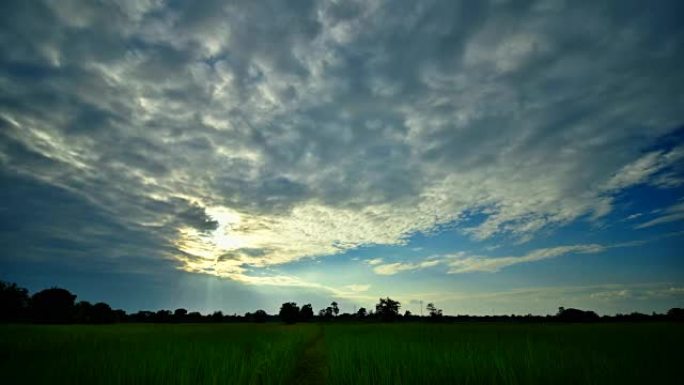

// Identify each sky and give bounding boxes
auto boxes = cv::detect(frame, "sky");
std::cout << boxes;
[1,0,683,316]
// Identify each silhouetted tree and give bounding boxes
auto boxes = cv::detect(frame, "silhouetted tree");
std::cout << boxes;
[211,311,224,322]
[279,302,300,324]
[618,312,650,322]
[153,310,172,323]
[113,309,126,322]
[31,287,76,323]
[130,310,154,322]
[337,312,354,320]
[556,307,599,322]
[426,302,435,314]
[74,301,93,323]
[0,281,29,321]
[187,312,203,322]
[299,304,314,321]
[331,301,339,316]
[375,297,401,321]
[319,306,334,320]
[427,303,443,319]
[356,307,367,318]
[91,302,115,323]
[253,309,268,323]
[667,308,684,321]
[174,308,188,322]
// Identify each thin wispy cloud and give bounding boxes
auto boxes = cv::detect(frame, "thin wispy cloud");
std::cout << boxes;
[373,259,441,276]
[445,244,605,274]
[371,244,605,275]
[635,202,684,229]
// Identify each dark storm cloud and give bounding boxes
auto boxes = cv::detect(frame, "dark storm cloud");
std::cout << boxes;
[0,0,683,280]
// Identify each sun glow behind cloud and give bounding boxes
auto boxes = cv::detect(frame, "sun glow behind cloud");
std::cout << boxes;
[170,145,683,286]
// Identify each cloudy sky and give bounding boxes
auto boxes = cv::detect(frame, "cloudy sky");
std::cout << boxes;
[1,0,683,315]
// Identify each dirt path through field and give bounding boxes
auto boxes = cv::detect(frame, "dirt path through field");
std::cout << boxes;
[288,326,327,385]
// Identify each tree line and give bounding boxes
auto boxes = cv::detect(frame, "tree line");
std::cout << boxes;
[1,281,682,324]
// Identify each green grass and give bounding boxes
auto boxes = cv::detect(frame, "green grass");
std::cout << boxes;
[1,323,681,385]
[324,323,683,385]
[0,323,314,385]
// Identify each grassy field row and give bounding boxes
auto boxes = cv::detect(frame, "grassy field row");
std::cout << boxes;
[0,324,314,385]
[1,323,681,384]
[324,323,682,385]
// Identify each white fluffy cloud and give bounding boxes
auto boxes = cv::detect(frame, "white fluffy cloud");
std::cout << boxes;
[1,0,683,284]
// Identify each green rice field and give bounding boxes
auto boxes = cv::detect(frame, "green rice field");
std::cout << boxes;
[1,323,681,384]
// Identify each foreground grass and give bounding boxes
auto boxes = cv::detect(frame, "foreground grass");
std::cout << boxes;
[1,323,681,384]
[324,323,683,385]
[0,323,313,385]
